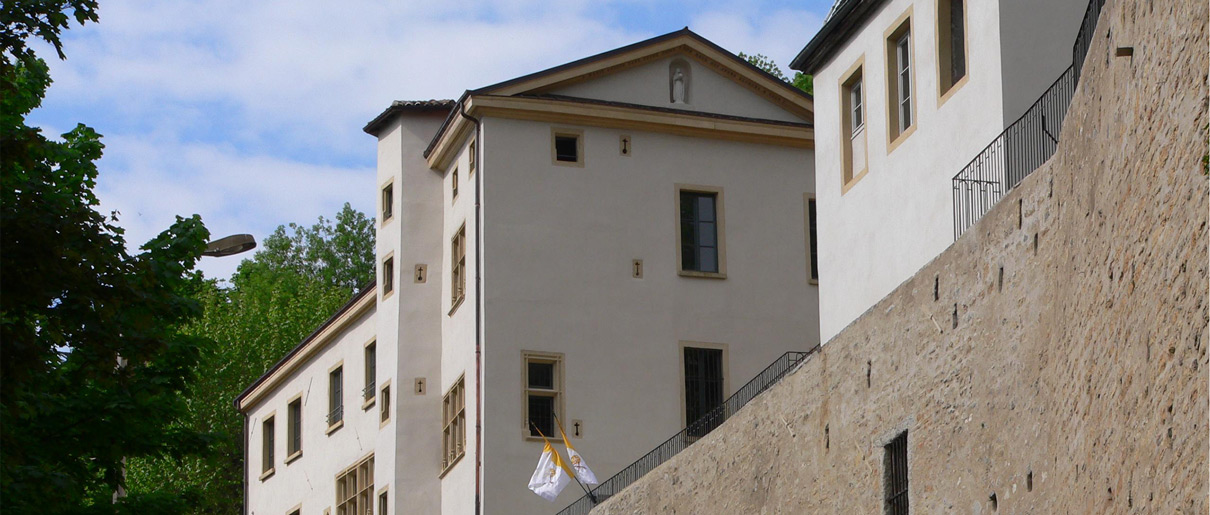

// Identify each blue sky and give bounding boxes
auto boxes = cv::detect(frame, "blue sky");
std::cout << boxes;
[29,0,832,280]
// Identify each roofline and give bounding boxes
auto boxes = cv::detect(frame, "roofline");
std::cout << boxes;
[233,282,377,412]
[363,101,456,137]
[790,0,890,74]
[424,27,814,161]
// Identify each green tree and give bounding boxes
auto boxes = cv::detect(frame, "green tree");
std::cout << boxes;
[2,2,216,511]
[125,207,375,514]
[739,51,813,96]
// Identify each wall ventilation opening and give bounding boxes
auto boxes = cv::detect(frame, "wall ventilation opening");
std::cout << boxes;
[997,267,1004,292]
[934,276,939,301]
[1017,199,1023,229]
[825,424,830,450]
[952,304,958,329]
[1033,233,1039,254]
[990,492,998,510]
[866,360,872,388]
[1027,470,1033,492]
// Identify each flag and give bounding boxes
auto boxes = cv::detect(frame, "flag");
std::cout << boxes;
[557,418,598,487]
[528,438,572,501]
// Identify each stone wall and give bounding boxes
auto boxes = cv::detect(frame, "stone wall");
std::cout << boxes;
[594,0,1209,513]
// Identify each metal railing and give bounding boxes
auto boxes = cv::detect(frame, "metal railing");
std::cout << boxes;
[557,349,815,515]
[952,0,1106,239]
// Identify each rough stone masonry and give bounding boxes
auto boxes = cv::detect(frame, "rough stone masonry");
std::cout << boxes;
[595,0,1209,513]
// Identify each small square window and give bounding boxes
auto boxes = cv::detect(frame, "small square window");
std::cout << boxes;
[382,257,394,297]
[381,182,393,222]
[551,129,584,166]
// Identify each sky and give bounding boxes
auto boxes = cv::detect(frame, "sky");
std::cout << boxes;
[29,0,833,281]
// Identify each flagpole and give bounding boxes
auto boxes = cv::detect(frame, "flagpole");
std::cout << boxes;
[550,413,598,504]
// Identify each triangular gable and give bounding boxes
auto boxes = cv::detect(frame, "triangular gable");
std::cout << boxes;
[474,28,813,122]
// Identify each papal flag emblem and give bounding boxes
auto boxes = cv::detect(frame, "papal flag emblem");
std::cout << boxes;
[528,439,572,501]
[558,419,598,486]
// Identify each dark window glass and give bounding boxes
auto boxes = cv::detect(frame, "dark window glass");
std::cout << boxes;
[329,367,343,425]
[884,431,909,514]
[262,417,274,473]
[382,184,393,220]
[383,258,394,295]
[684,347,724,437]
[528,395,555,437]
[288,400,301,454]
[555,135,578,162]
[680,191,719,273]
[528,362,554,390]
[365,342,377,400]
[950,0,966,83]
[808,198,818,280]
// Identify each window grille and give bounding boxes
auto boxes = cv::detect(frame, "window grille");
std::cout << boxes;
[884,431,909,515]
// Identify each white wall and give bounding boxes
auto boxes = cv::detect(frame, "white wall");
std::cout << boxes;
[812,0,1008,342]
[244,306,384,515]
[549,54,806,124]
[997,0,1091,123]
[376,112,450,514]
[478,117,818,514]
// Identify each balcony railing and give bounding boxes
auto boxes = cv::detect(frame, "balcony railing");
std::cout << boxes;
[952,0,1107,239]
[557,349,815,515]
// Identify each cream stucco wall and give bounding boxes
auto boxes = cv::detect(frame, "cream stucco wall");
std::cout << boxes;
[476,117,818,514]
[377,112,450,514]
[244,306,384,515]
[812,0,1009,342]
[549,54,805,124]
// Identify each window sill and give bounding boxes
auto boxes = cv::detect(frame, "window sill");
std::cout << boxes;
[678,270,726,279]
[809,279,819,286]
[326,420,344,436]
[259,468,275,481]
[886,124,917,155]
[841,168,869,195]
[380,215,393,228]
[285,450,303,465]
[381,290,394,301]
[380,415,391,429]
[937,73,970,108]
[362,397,376,411]
[438,452,465,479]
[448,295,466,317]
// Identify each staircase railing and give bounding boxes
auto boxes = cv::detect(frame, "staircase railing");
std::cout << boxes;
[952,0,1107,239]
[556,348,816,515]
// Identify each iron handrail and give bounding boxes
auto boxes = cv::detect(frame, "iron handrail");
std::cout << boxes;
[952,0,1106,239]
[556,348,816,515]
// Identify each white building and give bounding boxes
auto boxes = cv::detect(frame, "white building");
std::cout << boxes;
[791,0,1088,341]
[236,29,819,515]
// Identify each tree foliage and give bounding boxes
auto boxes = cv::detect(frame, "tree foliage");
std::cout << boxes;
[2,2,217,511]
[739,51,813,96]
[125,207,375,514]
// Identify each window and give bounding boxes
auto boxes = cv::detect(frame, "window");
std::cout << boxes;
[884,431,909,514]
[469,139,477,175]
[886,13,914,143]
[382,256,394,297]
[551,129,584,166]
[380,384,391,423]
[364,341,377,405]
[328,365,343,429]
[523,352,563,438]
[676,186,725,277]
[452,167,459,200]
[450,225,466,311]
[287,398,302,459]
[840,59,867,190]
[335,454,374,515]
[261,415,275,477]
[683,347,724,438]
[378,490,388,515]
[806,196,818,283]
[937,0,967,98]
[441,376,466,473]
[381,182,393,223]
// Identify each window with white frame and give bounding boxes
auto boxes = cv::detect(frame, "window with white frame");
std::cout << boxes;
[523,352,563,438]
[886,15,914,141]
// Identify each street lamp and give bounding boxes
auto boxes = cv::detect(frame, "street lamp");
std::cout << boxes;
[202,233,256,257]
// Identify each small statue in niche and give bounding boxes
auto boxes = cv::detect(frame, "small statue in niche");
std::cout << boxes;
[669,61,690,104]
[672,68,686,103]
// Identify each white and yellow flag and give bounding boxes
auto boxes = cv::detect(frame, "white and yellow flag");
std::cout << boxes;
[528,438,573,502]
[557,419,598,487]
